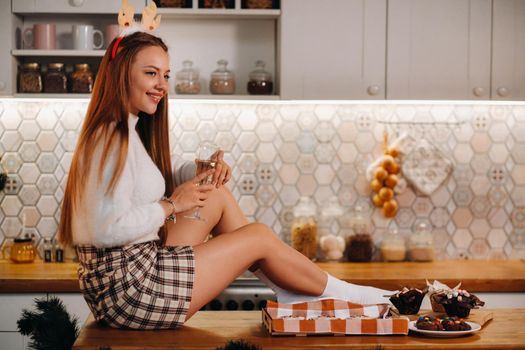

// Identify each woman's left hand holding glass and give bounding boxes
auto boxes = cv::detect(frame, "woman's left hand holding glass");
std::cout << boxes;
[211,150,231,188]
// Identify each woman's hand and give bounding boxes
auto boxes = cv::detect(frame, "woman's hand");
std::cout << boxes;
[211,150,232,188]
[169,170,215,213]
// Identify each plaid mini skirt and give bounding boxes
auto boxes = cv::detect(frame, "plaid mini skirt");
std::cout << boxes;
[76,240,194,330]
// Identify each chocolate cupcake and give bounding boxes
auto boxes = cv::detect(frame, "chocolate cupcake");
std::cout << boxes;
[433,289,485,318]
[389,287,427,315]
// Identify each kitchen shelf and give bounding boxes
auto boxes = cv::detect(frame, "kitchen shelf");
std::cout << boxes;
[12,50,105,57]
[156,8,280,19]
[13,93,280,100]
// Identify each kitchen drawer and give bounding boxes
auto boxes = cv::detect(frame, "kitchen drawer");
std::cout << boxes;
[12,0,146,14]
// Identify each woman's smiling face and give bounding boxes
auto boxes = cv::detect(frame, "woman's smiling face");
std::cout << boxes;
[128,45,170,115]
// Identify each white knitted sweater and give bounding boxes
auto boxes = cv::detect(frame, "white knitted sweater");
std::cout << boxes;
[71,113,195,248]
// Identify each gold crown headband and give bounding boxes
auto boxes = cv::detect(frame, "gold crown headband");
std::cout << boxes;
[112,0,162,59]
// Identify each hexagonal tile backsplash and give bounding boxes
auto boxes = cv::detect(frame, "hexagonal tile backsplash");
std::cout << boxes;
[1,100,524,260]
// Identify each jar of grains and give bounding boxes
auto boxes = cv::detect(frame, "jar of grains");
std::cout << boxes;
[70,63,94,93]
[408,223,434,262]
[175,60,201,94]
[19,63,42,93]
[209,59,235,94]
[291,196,318,261]
[44,63,67,93]
[247,60,273,95]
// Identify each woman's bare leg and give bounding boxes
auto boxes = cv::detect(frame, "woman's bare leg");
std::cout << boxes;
[185,223,327,320]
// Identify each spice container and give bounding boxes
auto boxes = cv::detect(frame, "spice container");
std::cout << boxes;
[247,60,273,95]
[381,226,406,262]
[209,59,235,95]
[159,0,186,7]
[44,63,67,93]
[18,63,43,93]
[0,159,7,191]
[70,63,94,93]
[201,0,233,8]
[346,206,373,262]
[244,0,273,9]
[318,196,345,262]
[5,237,36,263]
[408,222,434,262]
[175,60,201,94]
[291,197,318,260]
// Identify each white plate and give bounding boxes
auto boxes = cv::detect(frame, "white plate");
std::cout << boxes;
[408,321,481,338]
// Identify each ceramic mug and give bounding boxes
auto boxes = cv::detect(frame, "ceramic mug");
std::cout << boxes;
[23,23,56,50]
[72,25,104,50]
[104,24,121,48]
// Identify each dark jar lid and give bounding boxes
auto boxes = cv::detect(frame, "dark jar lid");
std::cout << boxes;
[14,237,32,243]
[21,63,40,70]
[47,63,65,70]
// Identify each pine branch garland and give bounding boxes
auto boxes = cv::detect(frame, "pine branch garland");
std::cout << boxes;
[17,296,80,350]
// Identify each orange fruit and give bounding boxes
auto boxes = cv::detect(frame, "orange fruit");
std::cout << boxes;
[374,167,388,181]
[378,187,394,201]
[386,162,401,174]
[384,174,398,189]
[381,155,395,170]
[387,146,400,158]
[372,194,384,208]
[382,199,399,218]
[370,179,383,192]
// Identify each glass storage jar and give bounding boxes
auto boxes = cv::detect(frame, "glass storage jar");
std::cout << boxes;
[245,0,273,9]
[0,158,7,191]
[380,226,406,262]
[291,196,318,261]
[201,0,233,8]
[247,60,273,95]
[44,63,67,93]
[5,237,36,263]
[318,196,345,262]
[175,60,201,94]
[70,63,94,93]
[209,59,235,95]
[18,63,42,93]
[408,222,434,261]
[346,205,373,262]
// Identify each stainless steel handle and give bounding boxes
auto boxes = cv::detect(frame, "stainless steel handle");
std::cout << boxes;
[496,87,510,97]
[367,85,380,96]
[472,87,485,97]
[70,0,85,7]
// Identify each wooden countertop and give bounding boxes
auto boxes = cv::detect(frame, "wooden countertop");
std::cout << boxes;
[1,259,525,293]
[73,309,524,349]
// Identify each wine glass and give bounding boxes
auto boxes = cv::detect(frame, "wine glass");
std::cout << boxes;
[184,141,219,222]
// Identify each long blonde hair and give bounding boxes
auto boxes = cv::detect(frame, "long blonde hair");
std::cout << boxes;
[58,32,173,246]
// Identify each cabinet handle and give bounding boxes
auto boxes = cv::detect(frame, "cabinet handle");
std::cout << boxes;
[367,85,380,96]
[496,87,510,97]
[472,87,485,97]
[70,0,85,7]
[0,81,5,91]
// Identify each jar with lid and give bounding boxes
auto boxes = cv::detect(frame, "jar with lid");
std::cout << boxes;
[70,63,94,93]
[18,63,42,93]
[318,196,345,262]
[175,60,201,94]
[345,205,373,262]
[291,196,318,260]
[44,63,67,93]
[3,237,36,263]
[380,226,406,262]
[247,60,273,95]
[0,158,6,191]
[209,59,235,95]
[408,223,434,261]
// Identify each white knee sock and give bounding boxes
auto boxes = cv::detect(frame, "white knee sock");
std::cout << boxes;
[253,269,394,305]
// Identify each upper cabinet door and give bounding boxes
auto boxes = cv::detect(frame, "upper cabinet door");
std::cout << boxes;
[387,0,491,100]
[280,0,386,100]
[12,0,146,14]
[492,0,525,100]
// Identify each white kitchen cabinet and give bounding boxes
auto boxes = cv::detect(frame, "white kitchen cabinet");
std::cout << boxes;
[12,0,146,14]
[387,0,492,100]
[279,0,386,100]
[492,0,525,100]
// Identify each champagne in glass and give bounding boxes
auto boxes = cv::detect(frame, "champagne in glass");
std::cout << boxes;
[184,141,219,221]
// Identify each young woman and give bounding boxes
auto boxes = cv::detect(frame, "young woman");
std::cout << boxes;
[58,32,393,330]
